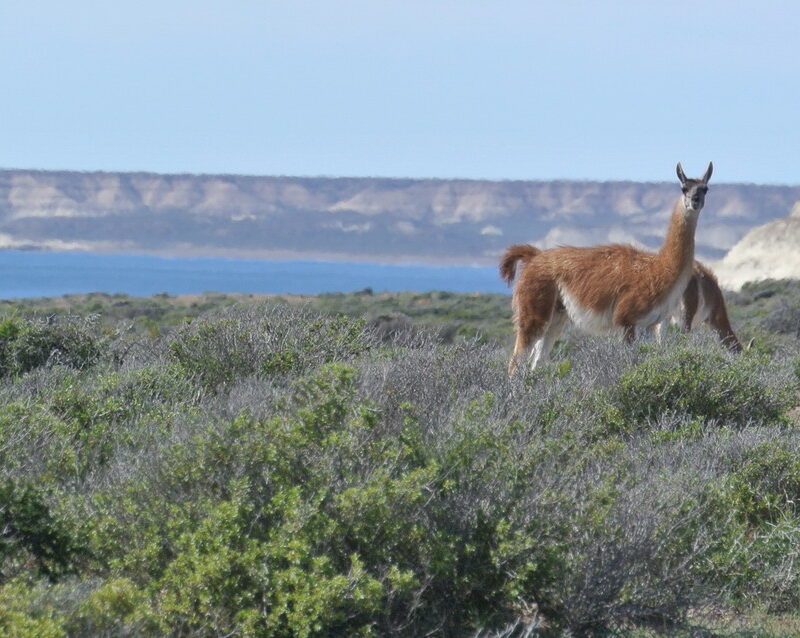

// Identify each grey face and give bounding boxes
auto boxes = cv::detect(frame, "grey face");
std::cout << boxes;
[681,180,708,212]
[676,162,713,212]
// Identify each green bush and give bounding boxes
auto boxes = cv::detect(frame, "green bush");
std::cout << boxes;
[68,578,155,636]
[0,479,83,582]
[0,296,799,635]
[156,493,386,637]
[0,317,103,379]
[727,442,800,526]
[167,307,372,390]
[82,364,562,635]
[0,363,197,483]
[0,580,66,638]
[611,345,792,428]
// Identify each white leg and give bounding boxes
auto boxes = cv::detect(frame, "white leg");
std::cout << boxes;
[529,311,568,370]
[654,320,666,344]
[528,338,545,369]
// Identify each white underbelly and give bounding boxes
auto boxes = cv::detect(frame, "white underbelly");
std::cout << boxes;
[560,288,616,335]
[560,273,691,334]
[639,290,683,327]
[639,272,693,328]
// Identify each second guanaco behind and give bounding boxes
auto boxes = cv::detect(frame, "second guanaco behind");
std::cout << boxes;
[655,260,743,352]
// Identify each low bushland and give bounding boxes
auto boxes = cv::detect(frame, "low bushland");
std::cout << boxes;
[0,301,798,636]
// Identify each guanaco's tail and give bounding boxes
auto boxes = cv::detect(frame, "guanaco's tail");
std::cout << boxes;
[499,244,541,285]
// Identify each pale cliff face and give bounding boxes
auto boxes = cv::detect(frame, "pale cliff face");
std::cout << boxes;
[0,169,798,267]
[714,209,800,290]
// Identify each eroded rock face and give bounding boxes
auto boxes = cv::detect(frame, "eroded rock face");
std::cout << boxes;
[1,169,799,265]
[714,202,800,290]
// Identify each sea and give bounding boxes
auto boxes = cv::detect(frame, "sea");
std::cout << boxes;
[0,250,510,299]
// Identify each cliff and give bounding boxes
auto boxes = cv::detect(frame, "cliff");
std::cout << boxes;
[715,200,800,290]
[1,169,798,267]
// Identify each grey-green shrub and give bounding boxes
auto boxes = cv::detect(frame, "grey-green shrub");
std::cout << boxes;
[0,300,798,636]
[0,478,83,582]
[0,316,103,378]
[167,304,372,390]
[610,343,793,428]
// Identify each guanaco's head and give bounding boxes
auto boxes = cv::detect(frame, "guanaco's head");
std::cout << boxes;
[676,162,713,213]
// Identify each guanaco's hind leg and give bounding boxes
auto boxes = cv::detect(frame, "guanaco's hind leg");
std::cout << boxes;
[681,276,699,332]
[653,319,668,344]
[622,325,636,344]
[508,332,532,375]
[529,309,568,369]
[508,280,558,375]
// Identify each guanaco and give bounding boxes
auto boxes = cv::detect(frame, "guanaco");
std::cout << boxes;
[500,162,713,372]
[504,248,743,355]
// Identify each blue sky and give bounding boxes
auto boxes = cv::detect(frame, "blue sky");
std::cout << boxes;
[1,1,798,184]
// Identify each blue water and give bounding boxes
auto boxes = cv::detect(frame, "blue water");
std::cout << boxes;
[0,251,510,299]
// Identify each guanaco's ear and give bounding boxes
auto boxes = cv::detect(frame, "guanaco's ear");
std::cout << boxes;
[676,162,687,185]
[702,161,713,184]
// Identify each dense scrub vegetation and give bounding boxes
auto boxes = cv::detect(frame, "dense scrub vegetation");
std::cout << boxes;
[0,282,799,636]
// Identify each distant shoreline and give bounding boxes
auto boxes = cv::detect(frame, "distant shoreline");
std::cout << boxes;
[0,244,498,268]
[0,250,510,300]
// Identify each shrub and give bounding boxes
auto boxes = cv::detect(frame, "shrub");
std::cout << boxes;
[0,580,66,638]
[67,577,155,637]
[610,344,792,429]
[0,297,799,635]
[167,305,372,390]
[156,493,387,638]
[761,295,800,338]
[0,363,199,485]
[0,316,103,379]
[727,441,800,526]
[0,479,83,582]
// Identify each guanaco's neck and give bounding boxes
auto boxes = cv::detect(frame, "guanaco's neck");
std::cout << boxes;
[657,198,698,280]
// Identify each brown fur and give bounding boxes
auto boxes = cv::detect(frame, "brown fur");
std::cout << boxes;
[502,250,743,359]
[679,261,743,353]
[499,244,541,284]
[502,162,712,373]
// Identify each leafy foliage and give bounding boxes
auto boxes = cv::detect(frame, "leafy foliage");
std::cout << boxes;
[0,479,83,582]
[610,343,793,428]
[0,292,796,636]
[0,316,103,378]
